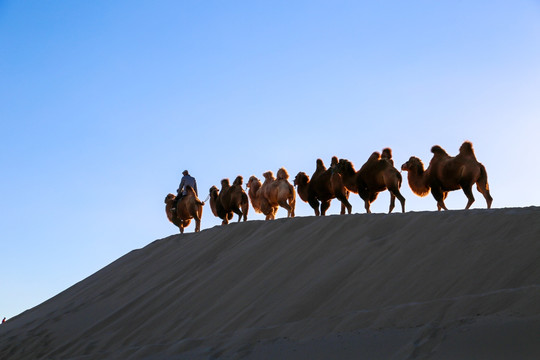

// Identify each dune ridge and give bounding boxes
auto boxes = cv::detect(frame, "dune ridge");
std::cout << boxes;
[1,207,540,359]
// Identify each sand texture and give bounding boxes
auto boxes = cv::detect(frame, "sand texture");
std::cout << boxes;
[1,207,539,359]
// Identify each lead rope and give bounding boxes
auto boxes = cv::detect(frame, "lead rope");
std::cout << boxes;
[202,193,210,203]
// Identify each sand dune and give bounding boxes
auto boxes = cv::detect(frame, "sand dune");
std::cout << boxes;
[1,207,540,359]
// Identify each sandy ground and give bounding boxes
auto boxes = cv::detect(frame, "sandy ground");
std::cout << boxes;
[1,207,539,359]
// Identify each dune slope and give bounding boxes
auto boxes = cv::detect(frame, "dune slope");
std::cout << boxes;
[1,207,540,359]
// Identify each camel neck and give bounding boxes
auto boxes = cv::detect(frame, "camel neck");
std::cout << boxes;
[407,167,430,197]
[340,166,358,193]
[297,184,310,202]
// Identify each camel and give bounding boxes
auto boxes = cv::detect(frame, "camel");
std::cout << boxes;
[164,185,204,233]
[401,141,493,210]
[259,168,296,218]
[246,175,277,220]
[335,148,405,213]
[293,157,352,216]
[209,176,249,225]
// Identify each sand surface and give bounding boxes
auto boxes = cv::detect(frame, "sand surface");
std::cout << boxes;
[1,207,539,359]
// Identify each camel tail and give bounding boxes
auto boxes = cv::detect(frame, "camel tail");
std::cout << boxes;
[431,145,448,155]
[479,164,490,191]
[288,184,296,203]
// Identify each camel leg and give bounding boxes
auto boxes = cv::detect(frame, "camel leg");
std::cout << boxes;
[222,213,230,225]
[308,197,320,216]
[476,181,493,209]
[363,192,374,213]
[388,186,406,213]
[321,200,331,216]
[192,208,202,232]
[389,193,396,213]
[194,216,201,232]
[364,200,371,214]
[432,187,448,211]
[289,198,296,218]
[336,193,352,215]
[241,203,249,221]
[278,199,292,216]
[476,164,493,209]
[228,206,243,222]
[397,192,406,213]
[461,184,475,210]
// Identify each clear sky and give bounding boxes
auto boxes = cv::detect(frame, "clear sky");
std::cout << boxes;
[1,1,539,320]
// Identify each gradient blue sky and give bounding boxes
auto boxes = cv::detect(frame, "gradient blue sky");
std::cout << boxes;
[2,1,539,319]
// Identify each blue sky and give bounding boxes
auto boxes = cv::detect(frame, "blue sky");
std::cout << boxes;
[1,1,539,319]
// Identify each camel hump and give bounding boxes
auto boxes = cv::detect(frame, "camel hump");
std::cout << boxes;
[331,156,338,166]
[185,185,197,196]
[368,151,381,162]
[221,178,230,188]
[263,171,275,180]
[431,145,448,156]
[459,141,475,156]
[381,148,392,159]
[339,158,351,167]
[233,175,243,186]
[276,167,289,180]
[316,158,326,170]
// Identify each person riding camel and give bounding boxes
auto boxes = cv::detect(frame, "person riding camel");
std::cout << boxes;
[172,170,198,214]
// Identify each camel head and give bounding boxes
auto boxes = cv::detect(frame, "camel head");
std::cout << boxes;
[401,156,424,172]
[401,156,430,197]
[276,167,289,180]
[293,172,309,187]
[164,193,176,205]
[233,175,243,187]
[209,185,219,199]
[247,175,260,189]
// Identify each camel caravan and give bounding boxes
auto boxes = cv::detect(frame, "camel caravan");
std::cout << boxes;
[165,141,493,233]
